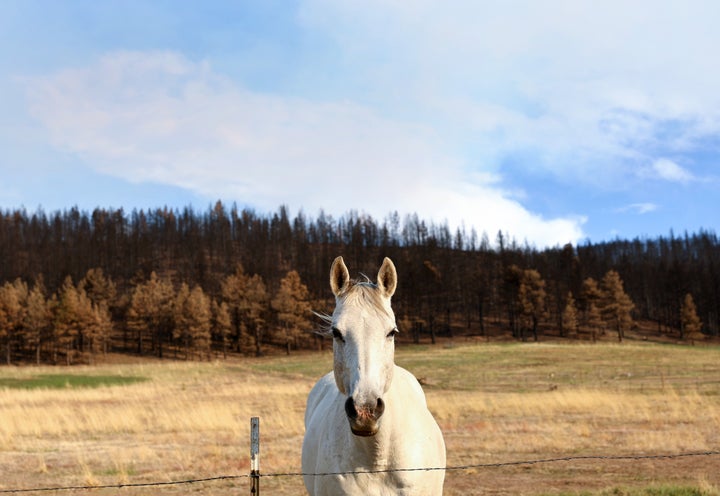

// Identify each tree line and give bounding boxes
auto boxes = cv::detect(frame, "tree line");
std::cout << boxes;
[0,202,716,364]
[0,265,313,365]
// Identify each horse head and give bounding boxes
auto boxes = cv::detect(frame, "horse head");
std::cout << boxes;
[328,256,398,437]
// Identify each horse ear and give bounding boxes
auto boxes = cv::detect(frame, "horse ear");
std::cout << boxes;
[377,257,397,298]
[330,256,350,297]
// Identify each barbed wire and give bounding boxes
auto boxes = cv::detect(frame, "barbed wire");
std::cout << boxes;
[1,450,718,494]
[266,450,720,478]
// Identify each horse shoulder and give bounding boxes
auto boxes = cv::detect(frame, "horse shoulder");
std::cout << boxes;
[305,371,337,426]
[387,365,447,471]
[303,372,348,494]
[391,365,429,406]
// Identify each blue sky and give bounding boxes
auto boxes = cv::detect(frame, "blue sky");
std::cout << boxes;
[2,1,719,247]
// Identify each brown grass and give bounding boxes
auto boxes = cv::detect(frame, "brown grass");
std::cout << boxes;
[1,342,719,495]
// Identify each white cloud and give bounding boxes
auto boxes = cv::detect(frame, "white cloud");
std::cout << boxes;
[616,203,659,215]
[25,50,584,247]
[300,0,720,186]
[651,158,695,183]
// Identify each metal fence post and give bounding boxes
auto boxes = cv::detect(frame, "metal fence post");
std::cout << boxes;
[250,417,260,496]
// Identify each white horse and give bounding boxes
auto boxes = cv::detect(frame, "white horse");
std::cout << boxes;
[302,257,446,495]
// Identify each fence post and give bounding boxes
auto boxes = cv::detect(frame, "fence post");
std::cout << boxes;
[250,417,260,496]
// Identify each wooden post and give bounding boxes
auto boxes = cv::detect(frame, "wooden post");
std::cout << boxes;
[250,417,260,496]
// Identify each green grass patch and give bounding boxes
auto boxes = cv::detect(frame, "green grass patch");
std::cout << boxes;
[0,374,148,390]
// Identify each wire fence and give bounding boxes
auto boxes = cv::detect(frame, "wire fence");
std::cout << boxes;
[2,450,719,494]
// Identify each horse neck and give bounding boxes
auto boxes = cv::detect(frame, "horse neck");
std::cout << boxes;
[345,420,394,470]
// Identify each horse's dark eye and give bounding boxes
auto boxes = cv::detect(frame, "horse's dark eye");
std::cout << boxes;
[387,328,399,339]
[332,327,345,342]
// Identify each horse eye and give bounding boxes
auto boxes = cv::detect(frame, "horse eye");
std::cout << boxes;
[387,328,399,339]
[331,327,345,342]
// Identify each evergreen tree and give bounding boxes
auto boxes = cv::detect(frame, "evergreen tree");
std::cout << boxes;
[174,283,192,358]
[518,269,546,341]
[24,278,50,364]
[221,265,268,356]
[53,276,87,365]
[187,285,212,359]
[680,293,703,341]
[0,279,27,364]
[127,272,175,357]
[503,264,523,338]
[581,278,604,341]
[272,270,312,354]
[80,268,117,310]
[187,285,212,358]
[221,264,252,353]
[211,300,232,358]
[174,284,212,359]
[561,291,579,337]
[87,302,112,358]
[600,270,635,342]
[586,302,603,343]
[244,274,269,356]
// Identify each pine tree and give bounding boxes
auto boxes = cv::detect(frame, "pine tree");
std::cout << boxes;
[75,287,99,359]
[518,269,546,341]
[174,283,192,358]
[586,302,603,343]
[221,264,252,353]
[24,278,50,364]
[188,286,212,358]
[80,268,117,310]
[600,270,634,342]
[127,272,175,357]
[272,270,312,354]
[0,279,28,364]
[221,265,268,356]
[80,268,117,349]
[503,264,523,339]
[561,291,579,337]
[87,303,112,357]
[211,300,232,358]
[245,274,269,356]
[581,278,604,341]
[174,284,212,359]
[53,276,85,365]
[680,293,703,342]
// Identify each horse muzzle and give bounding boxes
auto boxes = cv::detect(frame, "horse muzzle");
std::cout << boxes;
[345,396,385,437]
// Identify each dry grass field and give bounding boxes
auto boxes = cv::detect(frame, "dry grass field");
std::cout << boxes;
[1,342,719,495]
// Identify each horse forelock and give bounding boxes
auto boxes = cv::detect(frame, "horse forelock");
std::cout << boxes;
[336,281,394,321]
[314,279,395,338]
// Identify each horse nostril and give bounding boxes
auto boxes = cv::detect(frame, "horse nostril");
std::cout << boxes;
[375,398,385,418]
[345,397,357,420]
